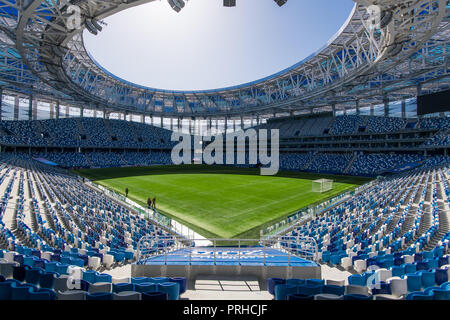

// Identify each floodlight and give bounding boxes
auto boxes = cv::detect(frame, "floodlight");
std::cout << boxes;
[85,19,98,35]
[224,0,236,7]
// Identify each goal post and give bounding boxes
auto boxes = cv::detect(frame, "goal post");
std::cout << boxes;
[312,179,333,193]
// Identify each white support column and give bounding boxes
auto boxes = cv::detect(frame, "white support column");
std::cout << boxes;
[0,88,2,121]
[383,96,389,117]
[28,96,33,120]
[14,96,19,120]
[401,100,406,118]
[224,116,228,134]
[50,103,55,119]
[32,99,37,120]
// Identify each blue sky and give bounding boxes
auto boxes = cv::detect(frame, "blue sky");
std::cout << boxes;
[84,0,354,91]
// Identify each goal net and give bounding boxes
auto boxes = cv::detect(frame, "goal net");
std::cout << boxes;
[312,179,333,193]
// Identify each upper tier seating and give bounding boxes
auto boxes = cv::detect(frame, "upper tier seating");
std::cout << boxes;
[329,116,366,135]
[0,118,174,149]
[348,154,426,176]
[258,115,447,138]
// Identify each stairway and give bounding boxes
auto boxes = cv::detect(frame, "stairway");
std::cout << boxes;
[343,152,358,174]
[424,207,449,250]
[302,153,318,171]
[103,118,115,140]
[76,118,86,136]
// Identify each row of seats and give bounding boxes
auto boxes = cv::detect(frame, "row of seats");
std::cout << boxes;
[0,261,186,300]
[0,118,174,149]
[0,155,184,301]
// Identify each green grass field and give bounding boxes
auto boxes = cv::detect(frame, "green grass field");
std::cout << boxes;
[75,165,370,239]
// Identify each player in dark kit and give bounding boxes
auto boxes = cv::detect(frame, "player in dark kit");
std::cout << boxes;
[147,197,152,209]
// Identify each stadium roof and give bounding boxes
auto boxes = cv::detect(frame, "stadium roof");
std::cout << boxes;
[0,0,448,118]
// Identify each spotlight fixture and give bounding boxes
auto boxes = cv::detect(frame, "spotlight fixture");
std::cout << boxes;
[380,10,393,28]
[91,19,103,32]
[274,0,288,7]
[223,0,236,7]
[168,0,186,13]
[85,19,98,35]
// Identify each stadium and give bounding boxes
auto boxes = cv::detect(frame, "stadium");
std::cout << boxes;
[0,0,449,305]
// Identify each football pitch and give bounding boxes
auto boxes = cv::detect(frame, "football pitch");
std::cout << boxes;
[75,165,370,239]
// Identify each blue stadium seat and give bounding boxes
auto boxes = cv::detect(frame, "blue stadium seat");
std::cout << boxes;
[86,292,113,300]
[25,268,43,285]
[404,274,422,292]
[113,283,135,293]
[343,294,372,300]
[141,291,168,301]
[267,278,285,295]
[169,277,187,294]
[29,288,56,300]
[135,282,157,293]
[287,293,314,300]
[274,284,297,301]
[158,282,180,300]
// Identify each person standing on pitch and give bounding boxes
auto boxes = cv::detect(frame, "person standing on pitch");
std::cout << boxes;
[152,197,156,209]
[125,187,129,198]
[147,197,152,209]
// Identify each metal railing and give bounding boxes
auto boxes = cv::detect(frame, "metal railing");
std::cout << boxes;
[136,235,318,266]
